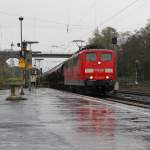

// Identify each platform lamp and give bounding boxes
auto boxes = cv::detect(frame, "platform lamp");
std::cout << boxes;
[19,16,23,51]
[19,16,24,95]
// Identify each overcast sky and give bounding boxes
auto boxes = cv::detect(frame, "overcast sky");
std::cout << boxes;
[0,0,150,70]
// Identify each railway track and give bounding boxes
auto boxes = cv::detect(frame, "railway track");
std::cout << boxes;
[105,90,150,109]
[118,90,150,97]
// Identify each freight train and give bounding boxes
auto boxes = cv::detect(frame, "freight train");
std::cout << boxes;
[40,47,116,95]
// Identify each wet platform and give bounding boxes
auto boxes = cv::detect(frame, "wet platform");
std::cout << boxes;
[0,88,150,150]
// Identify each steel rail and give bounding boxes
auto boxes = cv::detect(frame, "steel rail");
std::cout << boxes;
[105,93,150,109]
[118,90,150,97]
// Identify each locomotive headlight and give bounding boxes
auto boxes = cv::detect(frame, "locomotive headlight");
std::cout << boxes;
[89,76,94,80]
[106,76,110,79]
[105,68,113,73]
[98,61,101,65]
[85,68,94,73]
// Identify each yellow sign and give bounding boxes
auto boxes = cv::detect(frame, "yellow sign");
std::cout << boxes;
[18,57,25,69]
[28,64,32,69]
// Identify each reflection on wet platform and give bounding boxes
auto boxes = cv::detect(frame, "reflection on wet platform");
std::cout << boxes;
[0,88,150,150]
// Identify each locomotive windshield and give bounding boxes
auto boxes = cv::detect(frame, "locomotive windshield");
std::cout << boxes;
[86,53,96,62]
[101,53,112,61]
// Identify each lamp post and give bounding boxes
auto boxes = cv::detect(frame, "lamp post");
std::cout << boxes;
[19,17,23,52]
[19,16,24,95]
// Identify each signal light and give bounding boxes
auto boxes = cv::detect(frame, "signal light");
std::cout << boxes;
[112,37,117,44]
[17,43,20,47]
[22,41,27,51]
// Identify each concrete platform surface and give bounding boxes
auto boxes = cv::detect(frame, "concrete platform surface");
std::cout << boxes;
[0,88,150,150]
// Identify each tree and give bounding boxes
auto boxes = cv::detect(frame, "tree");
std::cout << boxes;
[119,19,150,81]
[88,28,104,48]
[88,20,150,82]
[88,26,118,49]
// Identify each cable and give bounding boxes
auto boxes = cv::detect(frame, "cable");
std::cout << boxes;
[100,0,141,26]
[80,0,142,40]
[0,9,90,29]
[111,0,150,30]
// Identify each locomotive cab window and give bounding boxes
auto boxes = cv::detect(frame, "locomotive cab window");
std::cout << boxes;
[101,53,112,61]
[86,53,96,62]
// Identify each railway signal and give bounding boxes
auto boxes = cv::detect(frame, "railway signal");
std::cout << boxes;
[112,35,119,93]
[18,57,25,69]
[18,40,33,91]
[112,37,117,45]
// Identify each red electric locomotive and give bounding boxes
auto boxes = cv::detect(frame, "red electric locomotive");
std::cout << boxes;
[42,48,116,95]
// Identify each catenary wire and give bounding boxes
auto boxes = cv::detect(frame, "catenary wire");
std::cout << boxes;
[79,0,142,40]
